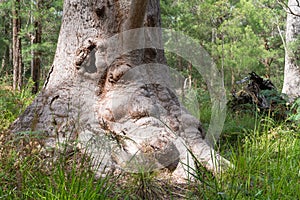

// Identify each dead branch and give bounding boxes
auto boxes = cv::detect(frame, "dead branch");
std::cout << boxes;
[277,0,300,17]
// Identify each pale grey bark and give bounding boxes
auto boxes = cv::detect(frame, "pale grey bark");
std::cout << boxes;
[282,0,300,101]
[10,0,230,180]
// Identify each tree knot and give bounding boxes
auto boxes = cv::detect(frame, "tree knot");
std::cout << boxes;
[74,39,97,68]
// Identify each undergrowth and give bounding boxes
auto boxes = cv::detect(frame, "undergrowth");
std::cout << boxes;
[0,78,35,130]
[0,133,118,199]
[1,81,300,199]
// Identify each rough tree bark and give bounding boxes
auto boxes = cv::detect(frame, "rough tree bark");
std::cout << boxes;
[30,0,42,94]
[282,0,300,101]
[12,0,22,91]
[10,0,229,180]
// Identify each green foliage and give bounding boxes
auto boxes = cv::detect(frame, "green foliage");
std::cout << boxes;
[19,0,63,80]
[0,1,12,72]
[1,76,300,199]
[288,98,300,122]
[161,0,285,89]
[124,170,165,199]
[187,117,300,199]
[0,0,63,82]
[0,78,35,131]
[0,1,299,199]
[225,120,300,199]
[0,134,117,199]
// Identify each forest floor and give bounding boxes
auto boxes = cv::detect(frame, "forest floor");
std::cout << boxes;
[0,81,299,199]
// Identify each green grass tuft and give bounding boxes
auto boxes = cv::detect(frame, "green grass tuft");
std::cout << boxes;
[1,81,300,199]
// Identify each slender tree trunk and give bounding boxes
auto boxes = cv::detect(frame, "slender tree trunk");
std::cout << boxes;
[10,0,230,180]
[12,0,22,91]
[31,0,42,94]
[1,12,10,76]
[282,0,300,101]
[0,48,7,75]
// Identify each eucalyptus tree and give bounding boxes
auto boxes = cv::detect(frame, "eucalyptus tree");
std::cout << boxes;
[0,0,62,90]
[11,0,230,180]
[282,0,300,101]
[0,1,12,76]
[21,0,62,93]
[30,0,43,94]
[12,0,22,90]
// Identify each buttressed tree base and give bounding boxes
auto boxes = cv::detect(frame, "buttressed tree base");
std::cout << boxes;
[10,0,230,180]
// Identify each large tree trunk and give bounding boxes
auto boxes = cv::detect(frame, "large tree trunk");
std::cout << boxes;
[12,0,23,91]
[10,0,229,180]
[282,0,300,101]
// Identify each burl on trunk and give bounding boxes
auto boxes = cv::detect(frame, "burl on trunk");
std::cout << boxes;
[10,0,230,180]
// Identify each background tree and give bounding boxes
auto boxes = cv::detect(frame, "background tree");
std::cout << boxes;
[30,0,43,94]
[161,0,285,91]
[0,0,62,91]
[0,2,11,77]
[282,0,300,101]
[12,0,22,90]
[21,0,62,92]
